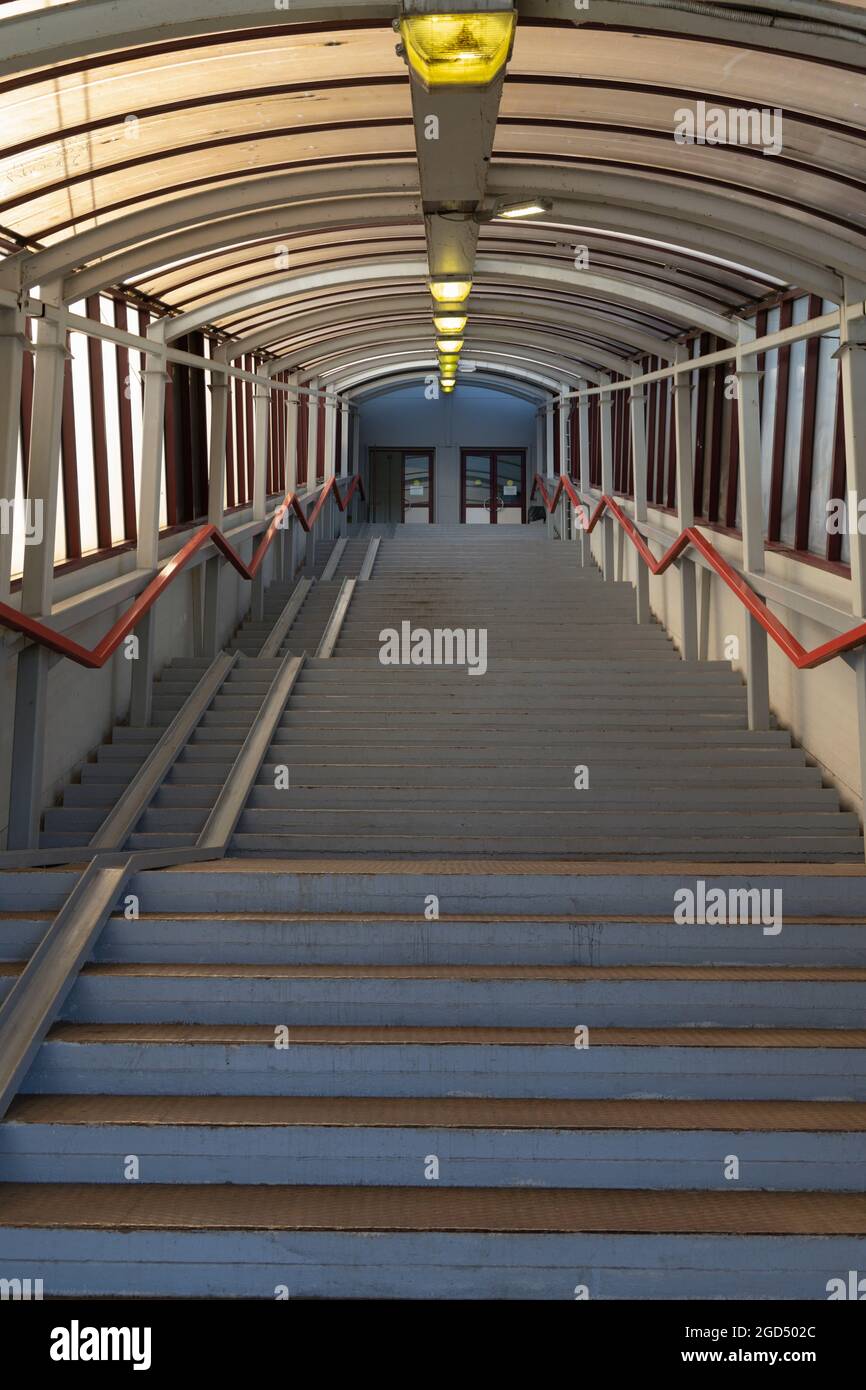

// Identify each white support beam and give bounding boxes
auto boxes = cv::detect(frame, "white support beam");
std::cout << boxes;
[577,385,591,568]
[130,318,168,728]
[839,278,866,837]
[599,374,615,581]
[630,366,650,623]
[7,283,66,849]
[202,346,229,657]
[0,303,25,605]
[673,345,698,662]
[736,320,771,729]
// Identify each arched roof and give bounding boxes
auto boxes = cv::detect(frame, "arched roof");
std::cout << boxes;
[1,0,864,400]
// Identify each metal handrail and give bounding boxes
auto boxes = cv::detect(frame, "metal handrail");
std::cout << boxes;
[0,473,364,668]
[531,473,866,671]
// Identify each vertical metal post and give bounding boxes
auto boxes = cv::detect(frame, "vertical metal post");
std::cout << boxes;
[202,347,228,657]
[557,388,569,541]
[630,365,651,623]
[0,302,26,605]
[839,282,866,840]
[599,374,615,580]
[577,386,590,568]
[8,284,66,848]
[129,318,168,727]
[250,368,271,622]
[673,346,698,661]
[736,320,770,728]
[304,384,318,574]
[338,399,350,535]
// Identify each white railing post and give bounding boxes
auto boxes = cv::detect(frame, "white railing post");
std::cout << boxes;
[202,345,229,656]
[129,317,168,727]
[304,381,319,572]
[250,366,271,621]
[630,365,651,624]
[736,321,771,729]
[7,284,66,848]
[577,386,590,568]
[839,280,866,840]
[0,302,26,606]
[599,374,615,579]
[557,387,569,540]
[673,346,699,661]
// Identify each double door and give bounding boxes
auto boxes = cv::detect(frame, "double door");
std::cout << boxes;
[460,451,526,524]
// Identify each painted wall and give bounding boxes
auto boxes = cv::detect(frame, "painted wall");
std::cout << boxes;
[589,507,864,822]
[357,382,540,523]
[0,525,278,847]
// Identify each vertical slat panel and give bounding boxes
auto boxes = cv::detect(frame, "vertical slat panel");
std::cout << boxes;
[85,295,111,549]
[794,295,824,553]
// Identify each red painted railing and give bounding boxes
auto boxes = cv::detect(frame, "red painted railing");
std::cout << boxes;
[532,473,866,671]
[0,473,365,669]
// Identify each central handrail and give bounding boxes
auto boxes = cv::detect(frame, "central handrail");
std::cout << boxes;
[531,473,866,671]
[0,472,364,669]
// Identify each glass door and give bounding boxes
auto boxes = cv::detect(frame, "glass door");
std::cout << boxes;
[402,452,434,523]
[461,453,493,524]
[461,451,526,524]
[495,452,525,524]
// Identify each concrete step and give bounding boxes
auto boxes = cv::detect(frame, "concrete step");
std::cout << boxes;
[3,911,865,967]
[23,1023,866,1101]
[6,961,862,1028]
[2,1182,863,1298]
[3,1095,862,1191]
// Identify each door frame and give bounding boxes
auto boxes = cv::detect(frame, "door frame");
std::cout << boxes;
[369,447,436,522]
[400,449,435,523]
[459,449,527,524]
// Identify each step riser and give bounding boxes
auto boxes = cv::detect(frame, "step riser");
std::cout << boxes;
[3,1230,865,1300]
[3,920,863,966]
[50,979,866,1028]
[23,1042,866,1101]
[2,1129,861,1191]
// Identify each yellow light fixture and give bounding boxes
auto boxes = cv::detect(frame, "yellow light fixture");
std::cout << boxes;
[438,351,460,364]
[430,280,471,304]
[439,373,456,386]
[399,11,516,90]
[432,313,468,335]
[436,338,464,354]
[441,381,456,393]
[494,197,553,220]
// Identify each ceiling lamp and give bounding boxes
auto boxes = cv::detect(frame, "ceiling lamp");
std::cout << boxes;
[430,279,471,303]
[432,313,468,335]
[441,381,456,393]
[436,338,464,354]
[398,11,516,91]
[493,197,553,220]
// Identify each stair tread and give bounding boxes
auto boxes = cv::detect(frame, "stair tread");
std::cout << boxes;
[45,963,866,980]
[1,1184,864,1234]
[45,1023,866,1046]
[7,1094,866,1131]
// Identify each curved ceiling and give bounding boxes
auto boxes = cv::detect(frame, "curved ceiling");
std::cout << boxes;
[1,0,864,401]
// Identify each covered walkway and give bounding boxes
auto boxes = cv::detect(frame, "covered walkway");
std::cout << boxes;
[0,0,865,1309]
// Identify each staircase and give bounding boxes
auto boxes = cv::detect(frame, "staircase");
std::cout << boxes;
[1,525,865,1299]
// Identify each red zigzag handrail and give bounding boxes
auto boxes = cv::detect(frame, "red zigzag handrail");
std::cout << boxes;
[0,473,365,669]
[531,473,866,671]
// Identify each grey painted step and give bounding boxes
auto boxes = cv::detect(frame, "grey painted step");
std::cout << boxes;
[3,1096,862,1191]
[28,962,866,1028]
[80,762,822,788]
[22,1026,866,1101]
[4,913,865,967]
[221,832,864,861]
